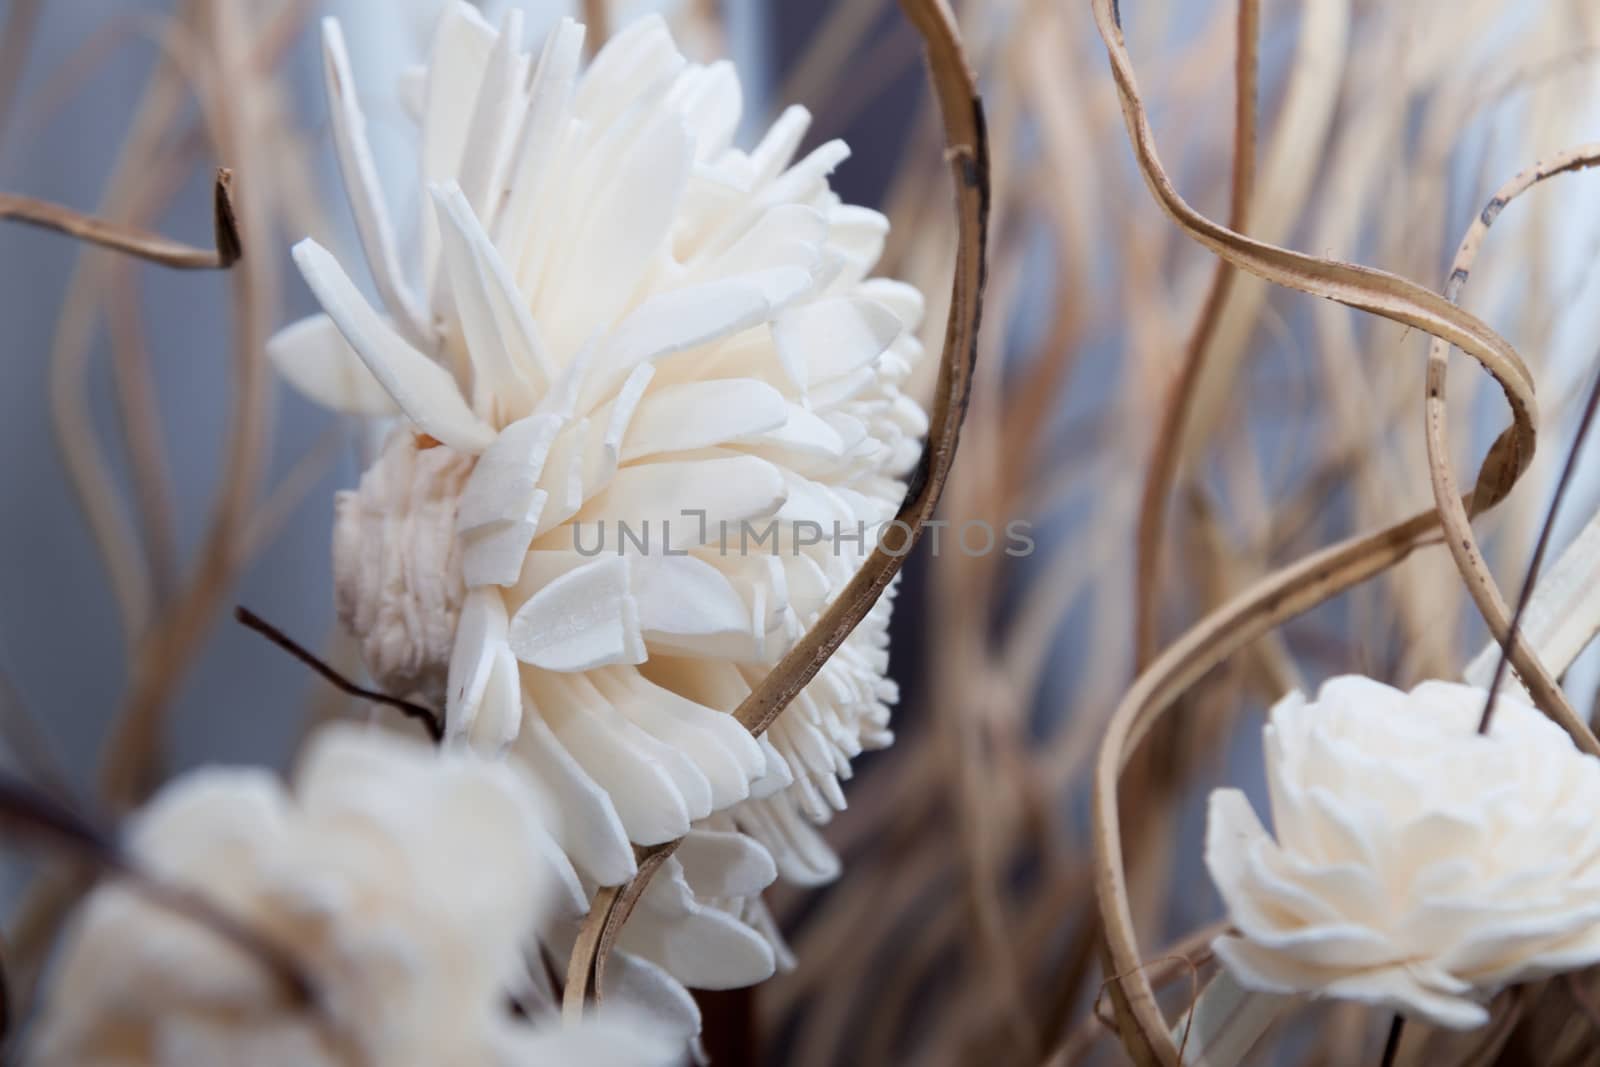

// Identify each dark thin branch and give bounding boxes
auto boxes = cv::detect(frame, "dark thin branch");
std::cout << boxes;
[1378,1014,1404,1067]
[0,167,239,269]
[1480,359,1600,733]
[233,607,444,742]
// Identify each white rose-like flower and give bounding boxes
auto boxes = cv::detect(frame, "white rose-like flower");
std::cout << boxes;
[1206,675,1600,1029]
[269,0,921,963]
[31,726,678,1067]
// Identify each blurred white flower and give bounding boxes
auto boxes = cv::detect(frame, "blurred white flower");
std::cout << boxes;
[31,726,679,1067]
[269,0,922,988]
[1206,676,1600,1029]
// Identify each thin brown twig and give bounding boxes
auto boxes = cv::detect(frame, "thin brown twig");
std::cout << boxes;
[233,608,443,743]
[97,0,277,812]
[1133,0,1260,670]
[238,424,347,565]
[1379,1014,1405,1067]
[0,0,42,159]
[583,0,610,57]
[1421,144,1600,745]
[1480,356,1600,731]
[0,168,239,269]
[103,129,210,603]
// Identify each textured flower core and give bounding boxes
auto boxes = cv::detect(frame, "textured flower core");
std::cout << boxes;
[1207,676,1600,1029]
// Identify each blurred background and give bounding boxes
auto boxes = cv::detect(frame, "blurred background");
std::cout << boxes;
[4,1,1600,1063]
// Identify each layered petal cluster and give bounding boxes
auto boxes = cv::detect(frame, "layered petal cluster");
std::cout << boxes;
[1207,676,1600,1029]
[270,0,923,981]
[31,727,677,1067]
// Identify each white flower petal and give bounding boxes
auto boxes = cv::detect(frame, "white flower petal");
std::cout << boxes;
[583,455,786,536]
[748,105,811,183]
[581,268,811,412]
[622,379,788,461]
[507,1009,682,1067]
[445,587,509,737]
[676,829,778,900]
[773,297,903,393]
[455,9,527,220]
[266,314,398,417]
[632,554,754,641]
[431,183,539,415]
[511,708,636,887]
[495,19,585,267]
[575,15,684,127]
[622,858,776,989]
[291,239,494,453]
[543,109,692,356]
[419,1,498,295]
[531,675,692,845]
[590,667,757,811]
[320,19,428,345]
[508,556,646,671]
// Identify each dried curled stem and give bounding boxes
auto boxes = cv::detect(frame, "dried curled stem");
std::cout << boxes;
[732,0,988,740]
[562,0,989,1015]
[1418,145,1600,735]
[1089,1,1600,1063]
[0,167,240,269]
[560,842,680,1022]
[582,0,609,57]
[1133,0,1259,670]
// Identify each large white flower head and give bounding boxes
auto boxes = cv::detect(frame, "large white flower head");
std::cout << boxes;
[31,726,678,1067]
[270,3,923,916]
[1206,676,1600,1029]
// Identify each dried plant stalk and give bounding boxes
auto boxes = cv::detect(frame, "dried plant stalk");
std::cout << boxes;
[0,169,239,269]
[1420,145,1600,733]
[583,0,610,55]
[96,0,278,812]
[562,0,990,1014]
[1133,0,1259,669]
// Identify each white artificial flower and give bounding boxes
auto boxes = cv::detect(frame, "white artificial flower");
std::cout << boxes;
[1206,675,1600,1029]
[269,0,922,990]
[31,726,679,1067]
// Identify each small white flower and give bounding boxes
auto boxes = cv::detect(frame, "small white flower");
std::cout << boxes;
[269,0,921,990]
[31,726,679,1067]
[1206,675,1600,1029]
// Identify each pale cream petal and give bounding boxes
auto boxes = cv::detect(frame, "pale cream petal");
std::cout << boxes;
[675,828,778,900]
[507,556,645,671]
[773,297,903,391]
[266,314,398,417]
[510,707,636,887]
[291,240,493,453]
[621,858,776,989]
[431,184,538,416]
[622,379,788,460]
[419,1,497,293]
[320,19,428,345]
